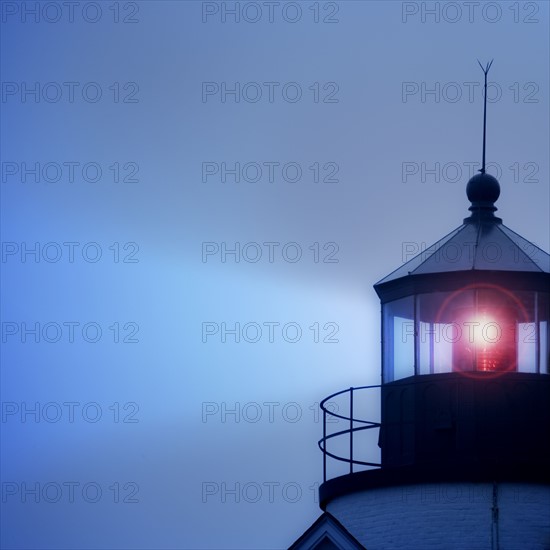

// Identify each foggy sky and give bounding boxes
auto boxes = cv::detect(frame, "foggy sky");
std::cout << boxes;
[1,1,549,548]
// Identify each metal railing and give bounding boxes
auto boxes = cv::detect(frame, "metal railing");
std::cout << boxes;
[318,385,382,482]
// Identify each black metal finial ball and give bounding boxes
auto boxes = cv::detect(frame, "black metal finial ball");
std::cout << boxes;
[466,172,500,205]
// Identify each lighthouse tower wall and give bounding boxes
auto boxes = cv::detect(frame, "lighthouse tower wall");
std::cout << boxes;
[326,482,550,550]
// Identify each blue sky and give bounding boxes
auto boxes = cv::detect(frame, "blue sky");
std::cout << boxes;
[1,1,549,548]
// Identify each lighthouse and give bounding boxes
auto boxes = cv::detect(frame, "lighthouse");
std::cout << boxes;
[289,63,550,549]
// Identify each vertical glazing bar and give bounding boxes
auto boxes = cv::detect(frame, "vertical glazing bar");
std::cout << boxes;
[535,292,540,374]
[381,305,386,384]
[323,408,326,482]
[474,288,479,371]
[429,322,435,374]
[349,387,354,474]
[414,295,419,375]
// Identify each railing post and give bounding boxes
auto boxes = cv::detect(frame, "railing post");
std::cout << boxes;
[349,387,354,474]
[323,407,327,482]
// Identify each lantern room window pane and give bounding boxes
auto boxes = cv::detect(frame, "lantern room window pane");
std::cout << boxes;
[394,316,414,380]
[417,292,473,374]
[418,321,453,374]
[383,297,414,382]
[433,326,453,373]
[418,322,431,375]
[517,323,537,373]
[541,321,549,374]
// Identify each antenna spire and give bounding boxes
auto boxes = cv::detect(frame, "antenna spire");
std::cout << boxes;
[465,59,501,223]
[477,59,494,174]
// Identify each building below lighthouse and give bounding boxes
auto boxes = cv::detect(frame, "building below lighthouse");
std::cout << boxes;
[289,65,550,549]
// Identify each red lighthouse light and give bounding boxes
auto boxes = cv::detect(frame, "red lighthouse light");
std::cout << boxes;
[437,284,528,377]
[452,308,517,373]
